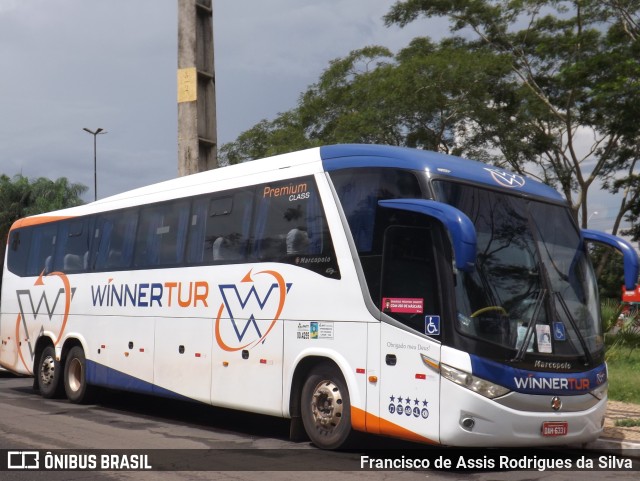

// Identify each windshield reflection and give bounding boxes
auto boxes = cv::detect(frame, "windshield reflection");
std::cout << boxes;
[433,181,601,359]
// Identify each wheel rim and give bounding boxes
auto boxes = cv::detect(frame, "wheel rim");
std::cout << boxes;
[40,355,56,386]
[67,357,83,393]
[310,379,344,432]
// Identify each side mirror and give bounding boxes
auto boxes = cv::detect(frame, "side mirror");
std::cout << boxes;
[582,229,639,291]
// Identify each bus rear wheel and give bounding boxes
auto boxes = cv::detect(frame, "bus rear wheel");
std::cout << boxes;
[64,346,94,404]
[37,345,63,398]
[301,363,352,449]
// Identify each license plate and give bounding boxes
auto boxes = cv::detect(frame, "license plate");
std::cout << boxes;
[541,421,568,436]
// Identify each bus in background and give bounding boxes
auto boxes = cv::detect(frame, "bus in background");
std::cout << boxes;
[621,285,640,319]
[1,144,637,449]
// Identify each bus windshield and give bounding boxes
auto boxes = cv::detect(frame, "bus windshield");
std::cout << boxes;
[433,181,601,361]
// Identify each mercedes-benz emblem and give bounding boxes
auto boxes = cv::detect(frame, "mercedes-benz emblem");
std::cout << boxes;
[551,396,562,411]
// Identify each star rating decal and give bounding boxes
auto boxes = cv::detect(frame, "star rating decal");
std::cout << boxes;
[387,394,430,419]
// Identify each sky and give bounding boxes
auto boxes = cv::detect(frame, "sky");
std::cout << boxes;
[0,0,630,236]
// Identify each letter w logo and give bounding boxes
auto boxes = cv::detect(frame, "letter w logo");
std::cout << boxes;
[218,283,279,341]
[16,288,76,322]
[214,269,291,352]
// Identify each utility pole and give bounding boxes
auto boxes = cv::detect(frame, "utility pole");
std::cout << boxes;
[177,0,218,175]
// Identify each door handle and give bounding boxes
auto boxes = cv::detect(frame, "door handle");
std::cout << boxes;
[385,354,397,366]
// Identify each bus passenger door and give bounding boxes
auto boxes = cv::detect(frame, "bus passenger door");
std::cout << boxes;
[378,226,442,445]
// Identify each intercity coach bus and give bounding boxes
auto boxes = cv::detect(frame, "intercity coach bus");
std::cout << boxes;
[1,144,638,449]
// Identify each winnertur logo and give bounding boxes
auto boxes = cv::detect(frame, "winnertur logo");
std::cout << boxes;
[214,269,292,352]
[483,167,526,189]
[11,271,75,373]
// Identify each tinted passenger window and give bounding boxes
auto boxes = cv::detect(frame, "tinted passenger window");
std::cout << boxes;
[253,177,339,277]
[330,168,422,253]
[91,210,138,271]
[54,219,92,272]
[206,190,253,262]
[26,223,57,276]
[186,189,253,264]
[330,168,422,299]
[7,228,32,276]
[134,200,190,267]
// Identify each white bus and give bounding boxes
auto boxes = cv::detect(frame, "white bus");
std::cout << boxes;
[1,144,638,449]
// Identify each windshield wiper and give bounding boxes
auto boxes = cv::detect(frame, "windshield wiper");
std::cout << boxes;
[512,289,546,362]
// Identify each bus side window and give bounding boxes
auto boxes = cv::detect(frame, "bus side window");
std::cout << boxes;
[205,190,252,263]
[7,229,32,277]
[92,210,138,271]
[25,223,58,277]
[186,189,253,265]
[53,219,91,273]
[330,168,422,300]
[186,198,208,263]
[134,200,190,267]
[253,177,340,278]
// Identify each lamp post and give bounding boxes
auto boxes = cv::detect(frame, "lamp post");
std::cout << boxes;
[83,127,107,201]
[588,211,599,223]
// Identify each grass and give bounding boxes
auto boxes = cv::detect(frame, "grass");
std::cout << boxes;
[601,299,640,405]
[614,418,640,427]
[606,346,640,404]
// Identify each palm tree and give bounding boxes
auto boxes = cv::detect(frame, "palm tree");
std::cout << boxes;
[0,174,87,253]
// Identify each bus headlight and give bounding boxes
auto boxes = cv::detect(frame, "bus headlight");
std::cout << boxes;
[441,363,510,399]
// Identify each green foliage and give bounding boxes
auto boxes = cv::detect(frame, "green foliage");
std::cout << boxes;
[615,418,640,427]
[220,41,513,164]
[607,346,640,403]
[601,298,624,333]
[0,174,87,253]
[603,301,640,360]
[222,0,640,245]
[602,299,640,403]
[384,0,640,230]
[590,245,626,300]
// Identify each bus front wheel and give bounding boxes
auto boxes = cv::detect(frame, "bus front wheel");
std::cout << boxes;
[64,346,94,404]
[37,345,63,398]
[301,363,352,449]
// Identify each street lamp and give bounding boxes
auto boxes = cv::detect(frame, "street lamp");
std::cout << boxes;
[83,127,107,201]
[588,211,599,223]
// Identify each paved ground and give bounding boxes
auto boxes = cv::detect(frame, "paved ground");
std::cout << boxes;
[585,400,640,457]
[602,400,640,443]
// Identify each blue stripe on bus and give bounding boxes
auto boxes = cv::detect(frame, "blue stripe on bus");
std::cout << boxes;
[86,360,192,401]
[469,354,607,395]
[319,144,564,201]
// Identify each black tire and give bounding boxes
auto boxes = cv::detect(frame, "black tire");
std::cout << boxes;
[36,345,63,398]
[63,346,94,404]
[300,363,352,449]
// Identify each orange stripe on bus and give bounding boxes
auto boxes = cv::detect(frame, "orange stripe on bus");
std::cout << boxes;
[351,406,438,445]
[10,215,74,231]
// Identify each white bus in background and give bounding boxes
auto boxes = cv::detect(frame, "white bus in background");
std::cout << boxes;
[1,144,637,449]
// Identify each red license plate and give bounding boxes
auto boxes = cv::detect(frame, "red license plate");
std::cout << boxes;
[542,421,568,437]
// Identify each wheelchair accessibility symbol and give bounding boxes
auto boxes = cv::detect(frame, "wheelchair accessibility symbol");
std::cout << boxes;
[553,322,566,341]
[425,316,440,336]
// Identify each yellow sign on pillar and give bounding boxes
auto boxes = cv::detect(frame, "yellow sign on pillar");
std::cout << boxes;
[177,67,197,103]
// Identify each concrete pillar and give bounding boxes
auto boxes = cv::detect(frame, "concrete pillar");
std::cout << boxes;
[177,0,218,175]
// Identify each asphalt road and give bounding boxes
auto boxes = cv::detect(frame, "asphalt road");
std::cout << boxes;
[0,372,638,481]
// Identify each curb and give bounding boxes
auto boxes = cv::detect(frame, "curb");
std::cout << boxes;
[584,437,640,458]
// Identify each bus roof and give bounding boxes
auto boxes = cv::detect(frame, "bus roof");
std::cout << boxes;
[320,144,565,202]
[11,144,564,230]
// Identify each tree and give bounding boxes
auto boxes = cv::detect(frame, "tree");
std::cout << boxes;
[0,174,87,255]
[221,0,638,243]
[384,0,640,230]
[220,41,513,164]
